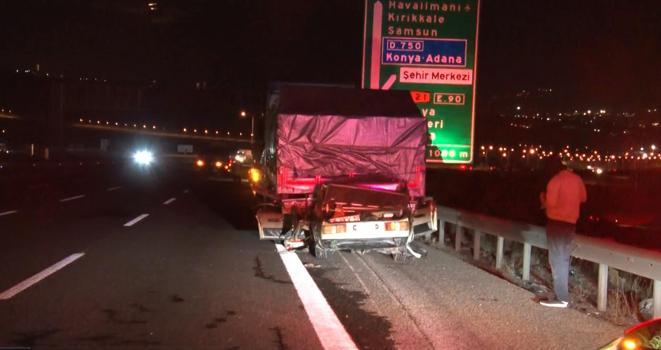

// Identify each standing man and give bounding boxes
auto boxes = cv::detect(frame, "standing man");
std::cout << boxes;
[539,157,587,308]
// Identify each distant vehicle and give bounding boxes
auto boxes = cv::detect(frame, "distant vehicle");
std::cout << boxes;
[233,149,253,164]
[251,84,437,259]
[194,154,230,174]
[600,318,661,349]
[230,149,254,182]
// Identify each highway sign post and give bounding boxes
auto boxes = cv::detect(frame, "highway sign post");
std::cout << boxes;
[362,0,480,163]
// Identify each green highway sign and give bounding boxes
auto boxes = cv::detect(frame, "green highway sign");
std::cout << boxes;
[362,0,480,163]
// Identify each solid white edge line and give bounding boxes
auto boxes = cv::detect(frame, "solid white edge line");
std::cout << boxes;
[275,244,358,350]
[106,186,122,192]
[0,210,18,217]
[163,197,176,205]
[123,213,149,227]
[0,253,85,300]
[59,194,86,202]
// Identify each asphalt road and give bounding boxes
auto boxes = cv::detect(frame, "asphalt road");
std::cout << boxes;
[0,164,624,349]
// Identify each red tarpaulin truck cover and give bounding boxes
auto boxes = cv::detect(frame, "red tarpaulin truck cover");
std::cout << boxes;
[270,85,427,198]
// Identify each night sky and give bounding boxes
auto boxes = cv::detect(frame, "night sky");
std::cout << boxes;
[1,0,659,112]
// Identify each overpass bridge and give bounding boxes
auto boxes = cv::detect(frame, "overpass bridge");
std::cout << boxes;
[67,120,255,156]
[73,121,254,144]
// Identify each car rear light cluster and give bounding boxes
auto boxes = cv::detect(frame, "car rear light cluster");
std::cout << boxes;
[385,221,409,231]
[322,224,347,235]
[195,159,225,169]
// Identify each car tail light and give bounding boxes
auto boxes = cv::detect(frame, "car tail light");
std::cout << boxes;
[215,161,223,168]
[322,224,346,234]
[196,159,205,167]
[385,221,409,231]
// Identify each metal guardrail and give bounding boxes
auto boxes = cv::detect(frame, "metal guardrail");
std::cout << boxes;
[434,205,661,318]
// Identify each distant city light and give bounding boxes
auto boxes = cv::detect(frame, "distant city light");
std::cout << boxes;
[516,106,521,111]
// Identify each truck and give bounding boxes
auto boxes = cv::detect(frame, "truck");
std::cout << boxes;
[251,84,437,259]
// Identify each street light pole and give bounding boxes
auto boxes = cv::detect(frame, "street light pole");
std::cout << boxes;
[250,115,254,144]
[240,110,254,144]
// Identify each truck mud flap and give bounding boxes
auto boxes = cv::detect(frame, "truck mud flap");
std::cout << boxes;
[412,198,437,237]
[256,209,284,240]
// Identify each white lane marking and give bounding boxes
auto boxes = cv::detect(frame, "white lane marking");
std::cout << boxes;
[354,255,434,347]
[123,213,149,227]
[59,194,86,202]
[354,255,400,305]
[338,253,386,318]
[106,186,122,192]
[338,253,371,296]
[0,210,18,217]
[0,253,85,300]
[163,197,176,205]
[275,244,358,350]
